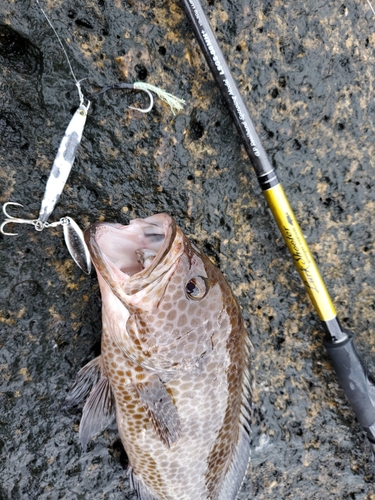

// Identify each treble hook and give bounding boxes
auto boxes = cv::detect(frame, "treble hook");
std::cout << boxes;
[1,203,35,236]
[1,202,66,236]
[87,83,154,113]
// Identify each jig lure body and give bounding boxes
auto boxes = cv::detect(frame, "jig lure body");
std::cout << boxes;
[38,103,90,225]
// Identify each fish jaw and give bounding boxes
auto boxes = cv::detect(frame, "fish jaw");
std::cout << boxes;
[84,213,183,305]
[83,213,186,367]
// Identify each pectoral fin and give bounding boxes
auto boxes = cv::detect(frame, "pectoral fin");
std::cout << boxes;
[64,356,115,450]
[64,356,102,410]
[79,375,115,450]
[134,374,181,448]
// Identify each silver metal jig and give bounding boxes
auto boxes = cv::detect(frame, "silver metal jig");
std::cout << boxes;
[0,1,93,273]
[1,99,89,232]
[1,100,91,273]
[38,102,90,224]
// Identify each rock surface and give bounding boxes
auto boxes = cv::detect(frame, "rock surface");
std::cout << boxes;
[1,0,375,498]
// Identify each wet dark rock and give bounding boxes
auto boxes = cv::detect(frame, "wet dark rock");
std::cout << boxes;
[1,0,375,499]
[0,24,42,76]
[0,112,28,149]
[190,119,205,140]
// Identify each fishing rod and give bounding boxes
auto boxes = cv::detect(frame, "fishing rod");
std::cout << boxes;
[180,0,375,450]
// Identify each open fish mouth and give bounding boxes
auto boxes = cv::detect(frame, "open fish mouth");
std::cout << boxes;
[84,213,177,285]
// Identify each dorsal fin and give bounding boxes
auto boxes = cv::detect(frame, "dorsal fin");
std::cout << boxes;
[217,332,252,500]
[134,373,181,448]
[217,417,251,500]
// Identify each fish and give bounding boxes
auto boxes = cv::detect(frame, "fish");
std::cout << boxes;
[65,213,252,500]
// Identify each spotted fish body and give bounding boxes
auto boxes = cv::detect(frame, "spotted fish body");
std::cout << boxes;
[67,213,252,500]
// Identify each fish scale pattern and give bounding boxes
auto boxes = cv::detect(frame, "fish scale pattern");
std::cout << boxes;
[128,255,225,372]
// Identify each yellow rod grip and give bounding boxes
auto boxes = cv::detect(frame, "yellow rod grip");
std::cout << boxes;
[263,183,336,321]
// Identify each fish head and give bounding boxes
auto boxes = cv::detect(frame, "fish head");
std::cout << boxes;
[85,213,235,372]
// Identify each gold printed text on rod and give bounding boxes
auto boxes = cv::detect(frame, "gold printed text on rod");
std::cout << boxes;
[263,184,336,321]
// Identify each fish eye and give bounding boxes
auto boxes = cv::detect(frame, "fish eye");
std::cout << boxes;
[185,276,209,300]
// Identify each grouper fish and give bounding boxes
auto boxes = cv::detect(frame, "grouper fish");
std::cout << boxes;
[66,213,252,500]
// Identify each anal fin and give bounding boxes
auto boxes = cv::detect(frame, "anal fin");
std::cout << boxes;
[134,374,181,448]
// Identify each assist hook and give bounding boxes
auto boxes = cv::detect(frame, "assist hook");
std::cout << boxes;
[87,82,154,113]
[87,81,185,115]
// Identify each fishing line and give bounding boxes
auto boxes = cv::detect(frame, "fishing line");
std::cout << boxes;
[35,0,86,105]
[367,0,375,16]
[35,0,186,114]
